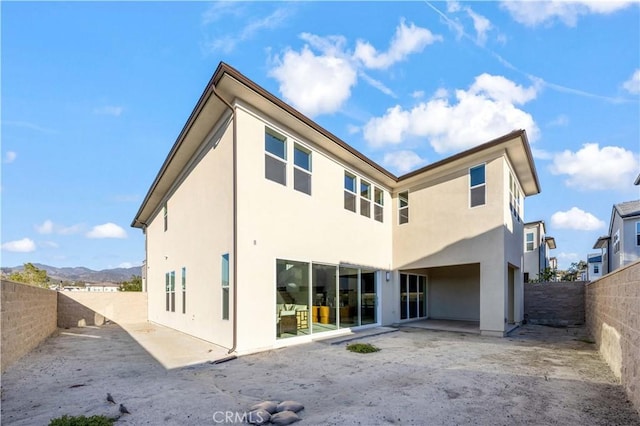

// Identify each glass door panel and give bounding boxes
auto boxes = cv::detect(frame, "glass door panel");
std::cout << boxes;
[408,275,418,318]
[339,267,359,328]
[400,273,408,320]
[418,275,426,318]
[361,270,377,325]
[276,260,310,339]
[312,264,337,332]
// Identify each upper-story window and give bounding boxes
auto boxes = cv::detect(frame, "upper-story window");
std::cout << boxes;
[163,203,168,232]
[509,172,522,221]
[399,191,409,224]
[344,172,357,212]
[526,232,534,251]
[636,222,640,246]
[613,230,620,253]
[470,164,486,207]
[265,128,287,186]
[374,188,384,223]
[293,144,312,195]
[360,181,371,218]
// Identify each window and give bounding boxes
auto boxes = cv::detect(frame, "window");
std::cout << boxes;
[181,267,186,314]
[265,128,287,186]
[613,230,620,254]
[594,264,600,274]
[163,203,168,232]
[636,222,640,246]
[470,164,486,207]
[524,272,529,283]
[165,272,170,311]
[374,187,384,223]
[222,253,230,320]
[170,271,175,312]
[399,191,409,224]
[293,144,312,195]
[360,180,371,218]
[344,172,357,212]
[509,172,522,221]
[526,232,534,251]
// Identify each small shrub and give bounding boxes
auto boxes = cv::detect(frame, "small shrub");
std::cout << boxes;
[346,343,380,353]
[49,414,115,426]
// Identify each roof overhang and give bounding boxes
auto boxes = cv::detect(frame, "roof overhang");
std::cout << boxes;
[545,236,556,249]
[593,236,610,249]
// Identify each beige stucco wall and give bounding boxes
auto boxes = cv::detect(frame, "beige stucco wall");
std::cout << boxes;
[392,154,523,334]
[427,264,480,321]
[585,260,640,415]
[145,113,235,349]
[57,292,148,327]
[234,104,393,353]
[1,280,58,373]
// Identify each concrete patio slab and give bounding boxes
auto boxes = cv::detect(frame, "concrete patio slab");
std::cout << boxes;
[400,318,481,334]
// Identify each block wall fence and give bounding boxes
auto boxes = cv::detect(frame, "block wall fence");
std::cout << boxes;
[524,281,586,326]
[585,260,640,416]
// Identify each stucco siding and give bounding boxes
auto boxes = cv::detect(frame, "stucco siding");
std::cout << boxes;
[145,115,234,349]
[427,264,480,321]
[233,105,393,352]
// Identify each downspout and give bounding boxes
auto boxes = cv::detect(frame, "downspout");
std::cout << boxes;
[211,85,238,355]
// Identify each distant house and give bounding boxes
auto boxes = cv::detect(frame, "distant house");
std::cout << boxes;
[593,200,640,275]
[85,282,120,292]
[586,253,603,281]
[131,62,541,354]
[523,221,556,282]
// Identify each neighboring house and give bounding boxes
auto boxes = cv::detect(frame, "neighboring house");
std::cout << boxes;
[586,253,603,281]
[85,282,120,292]
[523,221,556,282]
[593,200,640,274]
[131,62,541,354]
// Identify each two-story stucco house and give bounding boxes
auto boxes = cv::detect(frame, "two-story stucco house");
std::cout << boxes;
[593,200,640,275]
[523,221,556,282]
[131,63,540,354]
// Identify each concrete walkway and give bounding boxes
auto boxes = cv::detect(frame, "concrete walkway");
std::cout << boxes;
[400,318,481,334]
[118,321,231,369]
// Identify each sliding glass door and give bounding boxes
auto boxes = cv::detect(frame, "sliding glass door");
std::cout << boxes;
[400,273,427,320]
[361,270,377,325]
[312,264,337,331]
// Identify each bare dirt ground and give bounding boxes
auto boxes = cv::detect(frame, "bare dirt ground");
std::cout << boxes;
[2,323,639,425]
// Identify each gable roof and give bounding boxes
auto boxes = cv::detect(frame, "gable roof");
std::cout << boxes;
[132,62,541,228]
[614,200,640,218]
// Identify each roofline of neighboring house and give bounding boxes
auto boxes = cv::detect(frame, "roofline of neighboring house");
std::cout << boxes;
[593,235,610,249]
[544,236,556,249]
[524,220,545,226]
[132,61,542,228]
[634,173,640,185]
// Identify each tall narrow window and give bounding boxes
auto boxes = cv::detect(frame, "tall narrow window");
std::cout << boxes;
[293,144,312,195]
[222,253,230,320]
[613,230,620,254]
[181,267,186,314]
[399,191,409,224]
[636,222,640,246]
[163,203,168,231]
[374,187,384,223]
[170,271,175,312]
[344,172,357,212]
[265,128,287,186]
[165,272,170,311]
[470,164,486,207]
[526,232,534,251]
[360,180,371,218]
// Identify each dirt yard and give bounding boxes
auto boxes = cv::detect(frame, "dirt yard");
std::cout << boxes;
[1,323,638,425]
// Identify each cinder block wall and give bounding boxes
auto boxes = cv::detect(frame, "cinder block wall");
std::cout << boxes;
[57,292,147,328]
[524,281,586,326]
[586,260,640,415]
[1,280,58,373]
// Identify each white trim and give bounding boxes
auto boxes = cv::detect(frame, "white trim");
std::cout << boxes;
[469,163,487,209]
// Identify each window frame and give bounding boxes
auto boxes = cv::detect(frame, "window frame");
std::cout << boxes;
[374,187,384,223]
[613,230,620,254]
[398,191,409,224]
[344,171,357,213]
[469,163,486,208]
[636,221,640,246]
[360,180,371,218]
[293,143,312,195]
[222,253,230,320]
[526,232,534,252]
[181,267,186,314]
[264,127,287,186]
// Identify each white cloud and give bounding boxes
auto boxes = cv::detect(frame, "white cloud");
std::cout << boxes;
[4,151,17,163]
[363,73,539,153]
[547,114,569,127]
[359,72,397,97]
[411,90,425,99]
[622,69,640,94]
[550,143,640,190]
[551,207,606,231]
[118,262,134,268]
[58,223,85,235]
[354,19,442,70]
[531,148,553,160]
[2,238,36,253]
[86,223,127,239]
[204,7,292,53]
[94,106,123,116]
[466,8,492,46]
[270,35,357,118]
[382,150,426,175]
[500,1,636,27]
[35,220,54,234]
[346,124,360,135]
[40,241,59,249]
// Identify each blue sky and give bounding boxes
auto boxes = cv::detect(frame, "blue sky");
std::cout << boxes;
[2,1,639,271]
